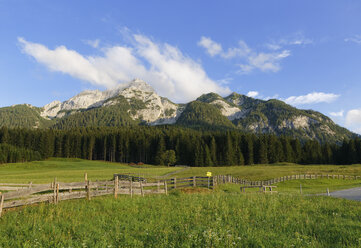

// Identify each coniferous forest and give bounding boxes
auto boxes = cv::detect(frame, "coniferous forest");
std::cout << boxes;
[0,126,360,166]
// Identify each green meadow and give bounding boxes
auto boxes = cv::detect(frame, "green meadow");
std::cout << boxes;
[1,158,361,247]
[1,193,361,247]
[171,163,361,180]
[1,158,361,184]
[0,158,178,184]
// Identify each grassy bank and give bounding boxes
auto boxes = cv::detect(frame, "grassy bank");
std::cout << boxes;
[0,193,361,247]
[0,158,177,183]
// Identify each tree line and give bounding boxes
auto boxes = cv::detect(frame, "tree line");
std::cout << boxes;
[0,143,43,164]
[0,126,360,166]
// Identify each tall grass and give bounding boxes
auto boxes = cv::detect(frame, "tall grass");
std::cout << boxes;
[1,193,360,247]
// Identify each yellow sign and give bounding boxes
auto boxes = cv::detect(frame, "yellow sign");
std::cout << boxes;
[206,172,212,177]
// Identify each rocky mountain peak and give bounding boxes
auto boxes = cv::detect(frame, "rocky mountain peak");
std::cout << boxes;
[127,78,155,93]
[40,78,180,122]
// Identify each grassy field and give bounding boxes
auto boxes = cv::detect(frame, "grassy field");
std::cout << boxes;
[169,163,361,180]
[1,159,361,247]
[0,158,178,184]
[1,192,361,247]
[1,158,361,184]
[217,179,361,194]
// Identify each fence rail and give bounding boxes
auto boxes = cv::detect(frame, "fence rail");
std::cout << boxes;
[0,174,215,217]
[214,174,361,186]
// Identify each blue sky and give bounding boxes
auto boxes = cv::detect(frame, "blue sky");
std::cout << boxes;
[1,0,361,133]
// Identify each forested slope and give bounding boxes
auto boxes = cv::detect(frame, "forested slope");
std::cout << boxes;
[1,126,360,166]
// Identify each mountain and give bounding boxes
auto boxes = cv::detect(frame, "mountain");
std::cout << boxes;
[199,92,354,143]
[176,100,235,129]
[0,79,356,143]
[41,79,181,124]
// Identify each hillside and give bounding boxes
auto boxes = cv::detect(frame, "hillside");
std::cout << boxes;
[0,79,356,143]
[176,101,235,129]
[0,104,54,129]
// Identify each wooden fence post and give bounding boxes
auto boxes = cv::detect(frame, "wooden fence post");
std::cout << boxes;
[164,181,168,195]
[172,178,177,189]
[114,176,119,198]
[130,180,133,198]
[140,181,144,197]
[0,193,4,218]
[157,180,160,193]
[56,183,60,203]
[53,178,57,204]
[193,176,196,187]
[327,188,330,196]
[86,181,91,200]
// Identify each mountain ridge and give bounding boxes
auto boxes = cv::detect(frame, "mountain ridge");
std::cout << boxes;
[0,79,357,143]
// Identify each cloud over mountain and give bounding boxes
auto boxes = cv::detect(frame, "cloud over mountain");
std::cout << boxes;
[18,35,230,103]
[198,36,291,73]
[284,92,340,106]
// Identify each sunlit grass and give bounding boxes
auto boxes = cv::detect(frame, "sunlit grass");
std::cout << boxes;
[0,158,178,183]
[216,179,361,195]
[170,163,361,180]
[0,192,360,247]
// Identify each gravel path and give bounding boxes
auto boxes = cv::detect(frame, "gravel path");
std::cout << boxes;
[328,187,361,201]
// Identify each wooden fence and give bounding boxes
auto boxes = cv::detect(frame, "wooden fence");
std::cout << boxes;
[0,175,215,217]
[113,174,147,182]
[214,174,361,186]
[4,172,356,216]
[163,176,214,189]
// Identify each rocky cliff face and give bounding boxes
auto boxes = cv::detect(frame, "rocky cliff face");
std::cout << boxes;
[41,79,181,123]
[192,92,355,143]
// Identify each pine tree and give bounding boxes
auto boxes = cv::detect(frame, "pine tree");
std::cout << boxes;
[209,136,217,165]
[204,144,213,166]
[255,136,268,164]
[0,127,9,144]
[155,136,166,165]
[242,135,254,165]
[281,137,294,163]
[224,133,236,165]
[290,139,302,163]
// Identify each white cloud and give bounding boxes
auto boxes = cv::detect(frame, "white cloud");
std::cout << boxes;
[198,37,290,73]
[345,109,361,134]
[245,50,291,73]
[18,37,119,88]
[221,40,251,59]
[344,35,361,44]
[354,127,361,135]
[284,92,340,106]
[329,110,344,117]
[266,33,313,50]
[198,36,223,56]
[18,35,230,103]
[247,91,259,98]
[346,109,361,126]
[265,43,282,51]
[84,39,100,48]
